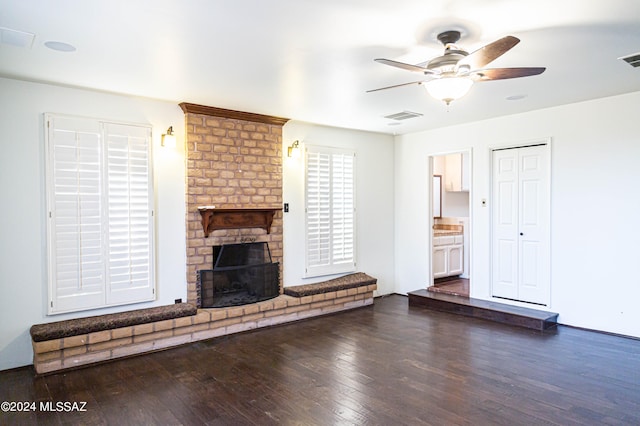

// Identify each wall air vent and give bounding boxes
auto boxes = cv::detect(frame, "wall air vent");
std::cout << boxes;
[619,52,640,68]
[384,111,424,121]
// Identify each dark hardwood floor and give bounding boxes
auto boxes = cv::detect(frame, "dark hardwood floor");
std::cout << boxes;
[2,295,639,425]
[428,277,470,297]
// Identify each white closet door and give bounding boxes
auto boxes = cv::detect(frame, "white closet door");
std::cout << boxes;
[492,149,519,300]
[517,145,549,304]
[492,144,549,305]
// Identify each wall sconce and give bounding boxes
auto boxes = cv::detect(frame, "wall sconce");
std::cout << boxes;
[287,140,301,158]
[161,126,177,148]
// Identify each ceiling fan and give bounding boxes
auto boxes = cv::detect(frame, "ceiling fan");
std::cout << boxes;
[368,30,545,105]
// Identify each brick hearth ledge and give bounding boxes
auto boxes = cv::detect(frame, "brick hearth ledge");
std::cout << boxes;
[30,273,377,374]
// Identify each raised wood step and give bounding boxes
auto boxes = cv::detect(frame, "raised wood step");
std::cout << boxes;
[408,289,558,331]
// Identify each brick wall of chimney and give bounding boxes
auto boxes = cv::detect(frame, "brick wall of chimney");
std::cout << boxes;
[184,113,284,304]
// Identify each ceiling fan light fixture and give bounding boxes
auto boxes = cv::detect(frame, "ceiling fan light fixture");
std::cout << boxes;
[425,77,473,105]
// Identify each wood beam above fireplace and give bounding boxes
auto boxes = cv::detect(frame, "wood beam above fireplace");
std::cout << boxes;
[198,208,281,237]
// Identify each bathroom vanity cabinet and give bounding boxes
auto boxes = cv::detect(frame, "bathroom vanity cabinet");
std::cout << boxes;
[433,234,464,278]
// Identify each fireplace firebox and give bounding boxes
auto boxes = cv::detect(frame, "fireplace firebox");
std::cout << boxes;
[197,242,280,308]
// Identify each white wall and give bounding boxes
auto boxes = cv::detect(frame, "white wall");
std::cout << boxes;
[282,121,395,296]
[0,78,187,370]
[395,91,640,338]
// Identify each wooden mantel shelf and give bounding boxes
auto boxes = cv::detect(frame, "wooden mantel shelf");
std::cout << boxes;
[198,208,281,237]
[179,103,289,126]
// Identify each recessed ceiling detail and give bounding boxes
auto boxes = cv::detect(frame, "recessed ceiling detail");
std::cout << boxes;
[44,41,76,52]
[506,94,528,101]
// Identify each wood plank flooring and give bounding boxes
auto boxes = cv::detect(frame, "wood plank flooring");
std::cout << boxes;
[1,295,639,425]
[428,277,470,297]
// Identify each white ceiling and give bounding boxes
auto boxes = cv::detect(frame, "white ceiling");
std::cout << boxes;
[1,0,639,134]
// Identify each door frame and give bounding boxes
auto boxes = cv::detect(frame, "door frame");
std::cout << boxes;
[428,148,473,288]
[489,137,552,308]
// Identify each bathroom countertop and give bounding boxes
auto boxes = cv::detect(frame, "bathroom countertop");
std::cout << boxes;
[433,224,464,236]
[433,230,463,236]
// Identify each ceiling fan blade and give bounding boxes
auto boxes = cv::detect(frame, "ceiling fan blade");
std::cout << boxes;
[470,67,546,81]
[366,80,425,93]
[458,36,520,70]
[375,58,436,74]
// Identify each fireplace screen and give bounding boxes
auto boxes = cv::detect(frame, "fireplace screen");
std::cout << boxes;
[197,242,279,308]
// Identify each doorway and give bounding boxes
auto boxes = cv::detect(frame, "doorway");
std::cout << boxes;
[429,150,471,297]
[491,143,550,306]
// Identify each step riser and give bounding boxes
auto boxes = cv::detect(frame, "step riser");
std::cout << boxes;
[408,291,558,331]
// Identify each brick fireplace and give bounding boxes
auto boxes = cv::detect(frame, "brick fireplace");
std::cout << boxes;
[30,104,377,374]
[180,103,288,305]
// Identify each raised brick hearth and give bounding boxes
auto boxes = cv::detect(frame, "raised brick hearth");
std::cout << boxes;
[31,280,376,374]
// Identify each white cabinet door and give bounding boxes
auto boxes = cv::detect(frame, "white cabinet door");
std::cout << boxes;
[433,235,464,279]
[492,145,549,305]
[433,246,448,278]
[444,153,470,192]
[444,154,461,191]
[447,245,464,276]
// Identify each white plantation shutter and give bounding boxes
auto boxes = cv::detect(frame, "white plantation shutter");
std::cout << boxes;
[305,146,356,277]
[306,150,331,268]
[331,153,355,265]
[46,115,155,314]
[47,117,105,312]
[104,123,154,305]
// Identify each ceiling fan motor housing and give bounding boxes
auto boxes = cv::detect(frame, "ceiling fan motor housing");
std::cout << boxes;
[437,30,462,45]
[427,30,469,73]
[427,51,467,73]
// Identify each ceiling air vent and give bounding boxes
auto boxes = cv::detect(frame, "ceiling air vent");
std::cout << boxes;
[384,111,424,121]
[619,52,640,68]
